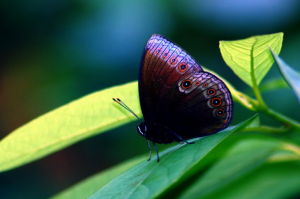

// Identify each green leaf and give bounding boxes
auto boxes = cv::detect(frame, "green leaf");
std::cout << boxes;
[88,116,256,199]
[0,81,140,172]
[271,51,300,103]
[220,32,283,87]
[201,161,300,199]
[52,156,144,199]
[179,139,280,199]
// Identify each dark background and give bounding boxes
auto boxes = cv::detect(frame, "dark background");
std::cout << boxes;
[1,0,300,198]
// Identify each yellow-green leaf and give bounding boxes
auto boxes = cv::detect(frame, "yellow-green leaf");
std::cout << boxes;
[0,81,140,172]
[220,32,283,87]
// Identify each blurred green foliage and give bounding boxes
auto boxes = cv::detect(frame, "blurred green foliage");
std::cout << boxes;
[1,0,300,198]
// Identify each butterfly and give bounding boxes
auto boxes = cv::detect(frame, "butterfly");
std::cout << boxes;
[114,34,233,161]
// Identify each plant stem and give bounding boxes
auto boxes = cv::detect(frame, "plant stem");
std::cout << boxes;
[282,143,300,156]
[264,108,300,130]
[269,143,300,162]
[234,90,258,111]
[242,125,289,133]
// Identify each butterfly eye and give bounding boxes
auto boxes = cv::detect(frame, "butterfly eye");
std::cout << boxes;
[210,97,222,107]
[216,108,225,117]
[181,80,192,89]
[178,63,188,72]
[169,56,179,65]
[207,88,216,95]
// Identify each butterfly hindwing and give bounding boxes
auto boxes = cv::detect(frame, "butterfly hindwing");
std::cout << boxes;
[171,71,233,139]
[138,34,233,143]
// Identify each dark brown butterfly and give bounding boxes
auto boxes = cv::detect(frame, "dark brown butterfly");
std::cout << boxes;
[114,34,233,161]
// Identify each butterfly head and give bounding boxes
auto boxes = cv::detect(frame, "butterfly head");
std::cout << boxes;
[137,122,147,137]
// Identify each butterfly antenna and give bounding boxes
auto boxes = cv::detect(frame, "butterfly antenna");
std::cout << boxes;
[112,98,140,120]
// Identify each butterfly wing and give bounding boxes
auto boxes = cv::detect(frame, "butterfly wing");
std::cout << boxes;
[138,34,232,143]
[171,71,233,140]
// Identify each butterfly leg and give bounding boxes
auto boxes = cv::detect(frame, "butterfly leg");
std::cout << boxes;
[147,141,160,162]
[172,131,195,145]
[147,140,152,161]
[153,143,160,162]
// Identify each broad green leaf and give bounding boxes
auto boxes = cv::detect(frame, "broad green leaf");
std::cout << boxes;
[260,78,288,92]
[0,82,140,172]
[88,116,256,199]
[220,33,283,87]
[201,161,300,199]
[271,51,300,103]
[179,139,280,199]
[53,156,144,199]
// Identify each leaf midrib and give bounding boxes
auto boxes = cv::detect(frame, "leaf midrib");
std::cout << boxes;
[250,39,258,88]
